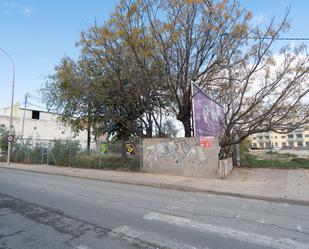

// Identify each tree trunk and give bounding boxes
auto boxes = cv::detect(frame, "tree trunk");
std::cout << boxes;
[87,126,91,151]
[220,132,234,159]
[145,120,152,138]
[177,104,192,137]
[121,133,129,159]
[179,114,192,137]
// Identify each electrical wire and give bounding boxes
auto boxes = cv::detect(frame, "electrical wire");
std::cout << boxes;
[246,36,309,41]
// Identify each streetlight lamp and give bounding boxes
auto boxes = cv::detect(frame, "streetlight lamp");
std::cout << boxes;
[0,47,15,165]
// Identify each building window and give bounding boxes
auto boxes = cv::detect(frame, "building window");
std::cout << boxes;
[296,134,302,138]
[275,142,278,147]
[297,142,303,147]
[32,111,40,120]
[281,136,286,138]
[264,136,269,139]
[274,136,277,139]
[305,134,309,138]
[288,134,293,138]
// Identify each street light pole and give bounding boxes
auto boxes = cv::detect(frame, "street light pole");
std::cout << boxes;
[0,47,15,165]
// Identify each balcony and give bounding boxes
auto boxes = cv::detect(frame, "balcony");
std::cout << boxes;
[287,137,303,142]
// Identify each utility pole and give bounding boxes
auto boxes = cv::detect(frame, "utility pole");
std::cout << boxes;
[0,48,15,165]
[21,92,29,138]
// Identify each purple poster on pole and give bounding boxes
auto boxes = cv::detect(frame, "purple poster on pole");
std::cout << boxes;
[192,83,224,138]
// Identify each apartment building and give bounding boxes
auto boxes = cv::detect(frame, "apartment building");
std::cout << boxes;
[251,126,309,149]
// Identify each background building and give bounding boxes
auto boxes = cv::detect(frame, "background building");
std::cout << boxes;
[251,126,309,149]
[0,105,96,149]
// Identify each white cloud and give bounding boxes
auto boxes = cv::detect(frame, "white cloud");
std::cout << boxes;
[22,6,34,16]
[0,2,35,16]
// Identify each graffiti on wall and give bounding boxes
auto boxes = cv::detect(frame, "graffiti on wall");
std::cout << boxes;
[143,137,220,178]
[144,140,197,166]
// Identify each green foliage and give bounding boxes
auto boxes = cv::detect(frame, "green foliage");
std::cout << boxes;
[291,158,309,165]
[160,120,178,138]
[241,154,309,169]
[10,138,141,171]
[265,151,297,158]
[0,125,9,151]
[41,0,309,153]
[49,140,81,166]
[239,138,252,161]
[13,140,41,164]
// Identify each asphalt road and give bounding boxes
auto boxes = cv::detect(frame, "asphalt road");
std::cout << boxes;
[0,168,309,249]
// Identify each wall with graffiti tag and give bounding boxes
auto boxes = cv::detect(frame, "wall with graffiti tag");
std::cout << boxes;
[142,137,221,178]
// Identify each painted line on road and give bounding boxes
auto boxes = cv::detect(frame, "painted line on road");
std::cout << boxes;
[112,225,202,249]
[143,212,309,249]
[74,246,92,249]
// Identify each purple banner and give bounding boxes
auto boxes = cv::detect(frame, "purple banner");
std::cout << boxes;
[192,83,224,137]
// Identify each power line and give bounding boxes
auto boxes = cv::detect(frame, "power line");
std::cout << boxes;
[28,94,42,101]
[247,36,309,41]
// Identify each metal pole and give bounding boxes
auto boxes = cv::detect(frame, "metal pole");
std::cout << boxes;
[69,141,72,167]
[47,143,49,165]
[0,48,15,165]
[41,142,44,164]
[270,143,274,169]
[21,93,29,138]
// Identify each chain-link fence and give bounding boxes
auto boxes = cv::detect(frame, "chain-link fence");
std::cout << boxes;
[0,138,142,171]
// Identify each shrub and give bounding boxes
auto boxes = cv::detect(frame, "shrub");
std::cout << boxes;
[49,140,81,166]
[291,158,309,165]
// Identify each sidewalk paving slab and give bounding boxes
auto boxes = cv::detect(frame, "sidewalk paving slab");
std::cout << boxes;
[1,162,309,206]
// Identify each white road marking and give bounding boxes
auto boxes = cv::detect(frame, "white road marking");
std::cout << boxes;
[112,225,202,249]
[257,218,266,224]
[74,245,91,249]
[143,212,309,249]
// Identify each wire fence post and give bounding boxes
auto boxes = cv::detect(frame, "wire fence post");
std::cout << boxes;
[41,141,44,164]
[270,144,274,169]
[47,143,50,165]
[69,141,72,167]
[140,138,143,171]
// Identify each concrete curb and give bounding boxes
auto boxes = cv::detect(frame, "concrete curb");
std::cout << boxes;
[1,165,309,207]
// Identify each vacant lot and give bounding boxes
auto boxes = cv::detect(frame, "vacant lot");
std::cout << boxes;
[242,149,309,169]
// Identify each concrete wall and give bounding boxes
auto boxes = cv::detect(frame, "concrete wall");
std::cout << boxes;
[142,137,221,178]
[218,157,233,179]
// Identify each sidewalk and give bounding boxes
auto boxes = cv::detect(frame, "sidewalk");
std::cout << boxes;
[1,162,309,206]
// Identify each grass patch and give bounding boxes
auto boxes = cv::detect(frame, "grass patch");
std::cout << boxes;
[49,155,141,172]
[265,151,297,158]
[241,155,309,169]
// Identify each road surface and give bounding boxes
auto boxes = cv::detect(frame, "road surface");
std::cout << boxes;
[0,168,309,249]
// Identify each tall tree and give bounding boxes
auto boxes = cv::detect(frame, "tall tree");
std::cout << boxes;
[41,57,98,150]
[43,0,309,158]
[83,0,308,155]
